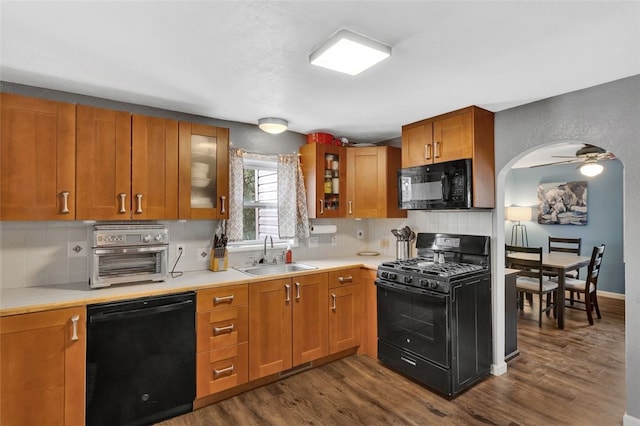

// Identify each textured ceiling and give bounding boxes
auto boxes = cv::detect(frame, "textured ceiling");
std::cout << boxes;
[2,1,639,150]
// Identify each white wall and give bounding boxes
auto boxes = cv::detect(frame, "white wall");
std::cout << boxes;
[493,74,639,423]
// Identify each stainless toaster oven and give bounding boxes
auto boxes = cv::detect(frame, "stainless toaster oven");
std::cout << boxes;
[89,224,168,288]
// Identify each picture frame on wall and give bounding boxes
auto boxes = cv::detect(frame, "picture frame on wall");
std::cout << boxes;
[537,181,588,225]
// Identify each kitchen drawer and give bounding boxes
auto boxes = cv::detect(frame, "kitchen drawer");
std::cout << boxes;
[197,284,248,312]
[196,342,248,397]
[196,306,248,351]
[328,268,359,289]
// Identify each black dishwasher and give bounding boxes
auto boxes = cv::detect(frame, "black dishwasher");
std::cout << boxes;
[86,292,196,426]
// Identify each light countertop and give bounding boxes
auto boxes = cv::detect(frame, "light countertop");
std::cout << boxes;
[0,255,392,316]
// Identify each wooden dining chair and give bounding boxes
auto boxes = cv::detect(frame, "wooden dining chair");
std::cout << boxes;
[505,245,558,327]
[553,244,605,325]
[548,237,582,278]
[548,236,582,304]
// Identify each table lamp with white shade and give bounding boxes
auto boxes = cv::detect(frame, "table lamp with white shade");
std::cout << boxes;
[506,206,531,246]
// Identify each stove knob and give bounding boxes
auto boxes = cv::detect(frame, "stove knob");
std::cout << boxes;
[155,234,163,242]
[389,273,397,280]
[429,281,438,290]
[419,279,428,287]
[403,276,412,284]
[143,234,151,243]
[381,272,389,279]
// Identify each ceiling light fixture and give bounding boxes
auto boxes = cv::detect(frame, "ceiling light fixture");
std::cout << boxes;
[579,158,604,177]
[258,117,288,134]
[309,29,391,76]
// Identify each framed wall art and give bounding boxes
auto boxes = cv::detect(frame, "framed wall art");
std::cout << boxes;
[537,180,588,225]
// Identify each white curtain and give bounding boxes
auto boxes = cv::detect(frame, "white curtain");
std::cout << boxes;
[227,149,310,241]
[278,154,310,239]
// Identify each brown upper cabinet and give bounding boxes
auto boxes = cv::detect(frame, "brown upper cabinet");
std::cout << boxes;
[346,146,406,218]
[1,93,76,220]
[76,107,179,220]
[401,106,495,208]
[299,143,346,219]
[178,122,229,219]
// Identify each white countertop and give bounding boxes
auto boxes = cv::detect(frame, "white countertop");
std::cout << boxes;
[0,255,392,316]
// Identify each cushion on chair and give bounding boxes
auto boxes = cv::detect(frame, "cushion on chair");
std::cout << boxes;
[515,276,558,293]
[556,276,595,293]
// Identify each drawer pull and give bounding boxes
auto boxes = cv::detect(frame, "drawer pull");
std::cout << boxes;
[295,282,301,300]
[213,365,234,379]
[285,284,291,302]
[214,295,234,305]
[331,293,337,311]
[70,315,80,341]
[338,275,353,283]
[213,324,234,335]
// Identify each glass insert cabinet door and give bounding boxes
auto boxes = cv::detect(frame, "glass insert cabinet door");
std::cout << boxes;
[179,122,229,219]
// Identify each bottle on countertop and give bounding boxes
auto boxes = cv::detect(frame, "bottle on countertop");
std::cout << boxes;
[285,245,292,264]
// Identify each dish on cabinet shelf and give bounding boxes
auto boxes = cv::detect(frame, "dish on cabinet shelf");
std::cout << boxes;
[192,177,212,188]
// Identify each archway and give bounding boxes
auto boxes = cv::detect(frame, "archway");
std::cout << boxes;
[491,141,624,375]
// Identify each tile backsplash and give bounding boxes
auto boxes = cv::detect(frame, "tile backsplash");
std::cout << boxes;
[0,211,493,290]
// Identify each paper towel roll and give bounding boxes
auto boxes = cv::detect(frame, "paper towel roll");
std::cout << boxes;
[310,224,337,234]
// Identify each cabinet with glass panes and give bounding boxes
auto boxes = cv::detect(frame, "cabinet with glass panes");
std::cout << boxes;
[299,143,346,218]
[178,122,229,219]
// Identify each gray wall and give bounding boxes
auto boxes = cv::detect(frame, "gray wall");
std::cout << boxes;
[0,81,306,154]
[494,74,639,422]
[506,160,624,294]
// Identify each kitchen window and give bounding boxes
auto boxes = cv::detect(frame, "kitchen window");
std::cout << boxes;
[227,149,309,251]
[242,159,282,241]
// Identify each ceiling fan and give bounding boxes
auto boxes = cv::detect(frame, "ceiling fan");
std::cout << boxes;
[531,144,615,176]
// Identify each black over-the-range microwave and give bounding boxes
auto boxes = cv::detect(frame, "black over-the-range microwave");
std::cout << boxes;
[398,158,472,210]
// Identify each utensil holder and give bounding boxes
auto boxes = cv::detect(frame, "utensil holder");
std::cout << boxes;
[396,241,410,260]
[210,249,228,272]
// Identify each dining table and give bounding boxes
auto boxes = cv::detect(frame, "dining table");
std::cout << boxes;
[506,251,591,329]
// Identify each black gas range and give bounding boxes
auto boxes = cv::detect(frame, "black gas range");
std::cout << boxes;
[376,233,492,398]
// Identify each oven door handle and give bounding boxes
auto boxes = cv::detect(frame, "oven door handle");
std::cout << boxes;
[375,279,447,303]
[89,299,193,323]
[94,246,168,255]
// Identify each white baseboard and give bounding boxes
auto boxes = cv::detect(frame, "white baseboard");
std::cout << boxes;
[491,362,507,376]
[624,413,640,425]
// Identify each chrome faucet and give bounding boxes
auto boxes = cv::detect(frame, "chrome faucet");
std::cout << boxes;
[260,235,273,263]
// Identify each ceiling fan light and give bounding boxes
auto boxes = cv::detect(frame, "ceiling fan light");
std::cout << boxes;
[258,117,288,134]
[580,161,603,177]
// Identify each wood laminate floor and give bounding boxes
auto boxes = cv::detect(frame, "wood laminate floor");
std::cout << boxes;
[159,296,625,426]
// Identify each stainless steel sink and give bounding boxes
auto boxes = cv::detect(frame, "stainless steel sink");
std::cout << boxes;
[235,262,318,277]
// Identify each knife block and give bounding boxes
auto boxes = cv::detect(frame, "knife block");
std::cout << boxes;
[210,248,228,272]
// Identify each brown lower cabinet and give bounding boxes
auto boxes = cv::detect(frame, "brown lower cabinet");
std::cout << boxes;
[248,273,329,380]
[196,284,249,398]
[328,268,361,353]
[0,307,85,426]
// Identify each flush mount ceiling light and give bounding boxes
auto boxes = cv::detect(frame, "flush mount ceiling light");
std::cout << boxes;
[258,117,288,134]
[579,158,604,177]
[309,29,391,76]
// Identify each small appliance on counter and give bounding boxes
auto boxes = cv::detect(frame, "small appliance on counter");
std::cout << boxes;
[89,224,168,288]
[376,232,492,398]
